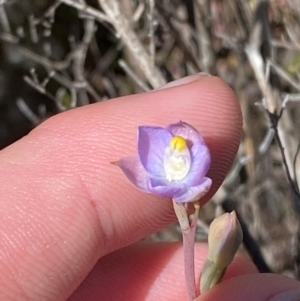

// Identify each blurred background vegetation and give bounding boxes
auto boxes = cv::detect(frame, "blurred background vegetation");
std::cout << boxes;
[1,0,300,279]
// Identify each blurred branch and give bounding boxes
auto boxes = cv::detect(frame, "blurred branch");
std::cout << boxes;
[156,4,201,72]
[72,17,96,105]
[118,59,150,92]
[0,0,11,33]
[293,138,300,193]
[194,0,215,72]
[285,19,300,51]
[97,0,166,88]
[266,60,300,92]
[246,23,300,194]
[147,0,156,68]
[60,0,165,88]
[28,15,39,43]
[133,1,145,22]
[24,68,51,95]
[267,108,300,198]
[59,0,111,23]
[16,98,44,126]
[20,47,75,70]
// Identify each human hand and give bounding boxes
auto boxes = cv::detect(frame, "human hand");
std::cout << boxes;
[0,74,299,301]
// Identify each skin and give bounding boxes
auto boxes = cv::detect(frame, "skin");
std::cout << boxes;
[0,74,299,300]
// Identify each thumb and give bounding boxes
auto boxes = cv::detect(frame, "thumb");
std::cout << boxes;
[0,74,241,300]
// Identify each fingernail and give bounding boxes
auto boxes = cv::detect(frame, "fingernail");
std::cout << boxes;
[198,72,211,77]
[268,288,300,301]
[155,73,211,91]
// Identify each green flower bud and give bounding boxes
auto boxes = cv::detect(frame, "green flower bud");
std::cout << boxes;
[200,211,243,293]
[208,211,243,267]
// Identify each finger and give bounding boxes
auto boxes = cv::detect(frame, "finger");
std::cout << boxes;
[68,242,257,301]
[0,75,242,300]
[198,273,300,301]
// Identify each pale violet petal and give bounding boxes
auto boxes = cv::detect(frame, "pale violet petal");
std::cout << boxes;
[114,157,151,192]
[149,178,184,197]
[173,177,212,203]
[167,121,205,146]
[138,126,172,176]
[167,121,211,186]
[185,144,211,186]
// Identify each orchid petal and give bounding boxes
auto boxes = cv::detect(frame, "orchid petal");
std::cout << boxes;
[167,121,211,186]
[185,144,211,186]
[173,177,212,203]
[113,157,151,193]
[149,178,184,197]
[167,121,205,146]
[138,126,172,176]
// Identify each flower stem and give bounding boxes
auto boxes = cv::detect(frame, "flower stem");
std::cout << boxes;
[173,201,200,301]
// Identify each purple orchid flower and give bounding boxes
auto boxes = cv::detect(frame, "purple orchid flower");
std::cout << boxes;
[115,121,212,203]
